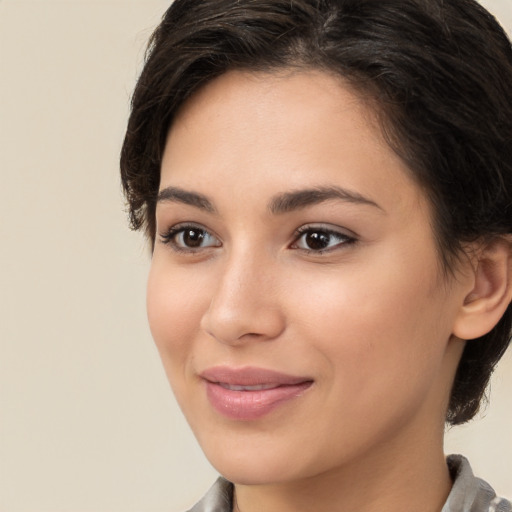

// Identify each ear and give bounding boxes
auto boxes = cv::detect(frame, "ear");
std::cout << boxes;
[453,237,512,340]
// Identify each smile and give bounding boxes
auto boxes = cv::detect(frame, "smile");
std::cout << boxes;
[219,383,280,391]
[200,366,314,421]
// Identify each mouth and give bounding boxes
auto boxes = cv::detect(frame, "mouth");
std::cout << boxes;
[200,366,314,421]
[218,383,281,391]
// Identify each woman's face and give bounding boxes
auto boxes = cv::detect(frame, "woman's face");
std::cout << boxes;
[147,70,469,484]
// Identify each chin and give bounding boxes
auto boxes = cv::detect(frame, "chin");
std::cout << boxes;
[209,453,300,486]
[193,427,322,486]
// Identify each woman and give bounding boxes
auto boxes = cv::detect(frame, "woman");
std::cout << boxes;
[120,1,512,510]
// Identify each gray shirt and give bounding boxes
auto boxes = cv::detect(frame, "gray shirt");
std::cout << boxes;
[187,455,511,512]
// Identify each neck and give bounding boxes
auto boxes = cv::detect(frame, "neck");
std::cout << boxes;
[233,426,452,512]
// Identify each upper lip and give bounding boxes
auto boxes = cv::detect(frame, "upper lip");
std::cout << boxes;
[200,366,313,387]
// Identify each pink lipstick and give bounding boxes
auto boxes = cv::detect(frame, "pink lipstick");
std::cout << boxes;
[200,366,313,421]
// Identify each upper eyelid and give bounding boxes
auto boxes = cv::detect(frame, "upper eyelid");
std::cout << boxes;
[158,222,215,239]
[294,223,358,238]
[159,221,212,236]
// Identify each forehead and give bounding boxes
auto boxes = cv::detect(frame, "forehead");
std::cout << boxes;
[172,69,379,144]
[163,69,421,207]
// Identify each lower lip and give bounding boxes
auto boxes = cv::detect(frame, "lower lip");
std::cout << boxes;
[205,381,313,421]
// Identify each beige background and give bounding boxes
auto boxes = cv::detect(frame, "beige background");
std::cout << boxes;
[0,1,510,511]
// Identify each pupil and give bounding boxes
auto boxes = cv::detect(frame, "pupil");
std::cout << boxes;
[184,229,204,247]
[306,232,330,250]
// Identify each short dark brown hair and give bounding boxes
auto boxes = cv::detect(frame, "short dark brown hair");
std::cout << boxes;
[121,0,512,425]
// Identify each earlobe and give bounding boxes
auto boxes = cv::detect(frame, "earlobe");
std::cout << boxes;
[453,238,512,340]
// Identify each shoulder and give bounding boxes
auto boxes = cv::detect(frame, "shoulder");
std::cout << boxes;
[185,477,234,512]
[443,455,511,512]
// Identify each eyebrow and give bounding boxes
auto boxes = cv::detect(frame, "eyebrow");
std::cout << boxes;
[157,186,216,213]
[156,185,382,215]
[268,186,383,214]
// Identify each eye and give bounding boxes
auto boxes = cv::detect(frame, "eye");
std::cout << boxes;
[159,224,221,252]
[292,226,356,253]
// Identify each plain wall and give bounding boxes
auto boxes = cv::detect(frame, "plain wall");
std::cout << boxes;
[0,1,510,511]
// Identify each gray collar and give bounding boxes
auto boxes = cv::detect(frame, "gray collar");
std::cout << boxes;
[443,454,511,512]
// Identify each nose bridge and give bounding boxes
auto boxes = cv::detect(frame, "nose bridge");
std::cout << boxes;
[200,242,284,344]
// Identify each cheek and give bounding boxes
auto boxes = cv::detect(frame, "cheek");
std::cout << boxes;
[146,261,209,372]
[286,250,450,392]
[281,269,451,459]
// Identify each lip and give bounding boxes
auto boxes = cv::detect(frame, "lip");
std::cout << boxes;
[200,366,314,421]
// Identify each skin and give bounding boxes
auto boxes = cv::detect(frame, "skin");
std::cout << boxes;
[147,70,481,512]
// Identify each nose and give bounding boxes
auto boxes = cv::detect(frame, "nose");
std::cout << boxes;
[200,251,286,345]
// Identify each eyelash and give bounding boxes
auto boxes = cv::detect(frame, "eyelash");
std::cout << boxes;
[158,223,357,254]
[291,225,357,254]
[159,223,221,253]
